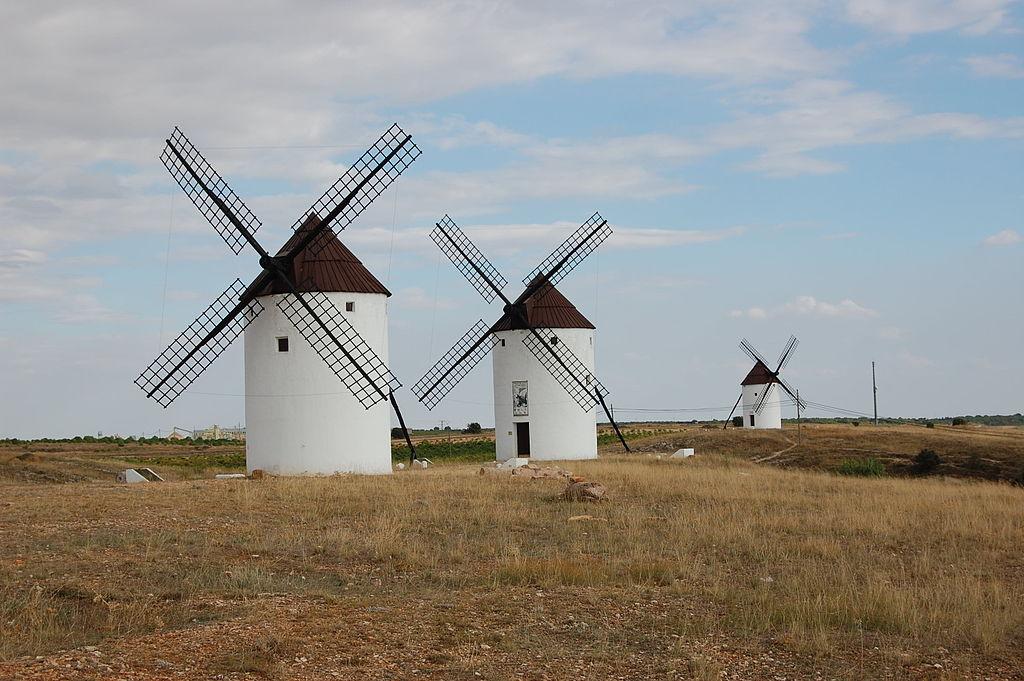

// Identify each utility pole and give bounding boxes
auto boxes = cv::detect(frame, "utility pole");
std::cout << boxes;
[872,361,878,426]
[796,389,802,443]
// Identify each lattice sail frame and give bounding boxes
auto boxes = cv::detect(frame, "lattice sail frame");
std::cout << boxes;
[522,329,608,411]
[521,212,611,288]
[412,320,497,409]
[291,124,421,255]
[775,375,805,409]
[432,216,508,303]
[135,279,264,407]
[777,336,800,372]
[753,383,775,414]
[739,338,770,368]
[161,128,262,255]
[276,291,400,409]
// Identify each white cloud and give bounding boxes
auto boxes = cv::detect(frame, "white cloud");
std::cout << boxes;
[965,53,1024,79]
[410,115,532,150]
[845,0,1011,35]
[713,79,1024,176]
[784,295,877,318]
[730,307,768,320]
[730,295,877,320]
[898,351,935,368]
[983,228,1022,246]
[391,286,455,310]
[610,227,745,248]
[56,294,131,324]
[0,248,47,268]
[741,153,846,177]
[878,326,907,341]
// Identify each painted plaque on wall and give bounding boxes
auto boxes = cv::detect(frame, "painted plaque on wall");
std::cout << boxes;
[512,380,528,416]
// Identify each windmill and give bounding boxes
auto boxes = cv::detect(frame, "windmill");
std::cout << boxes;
[135,124,421,475]
[724,336,806,430]
[412,213,630,461]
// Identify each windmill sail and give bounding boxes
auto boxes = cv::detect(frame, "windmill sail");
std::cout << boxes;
[289,124,421,256]
[520,212,611,289]
[277,290,400,409]
[522,329,609,410]
[412,319,497,409]
[135,279,263,407]
[161,127,263,254]
[431,215,508,303]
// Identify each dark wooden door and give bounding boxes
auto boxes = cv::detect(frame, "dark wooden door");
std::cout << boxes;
[515,422,530,457]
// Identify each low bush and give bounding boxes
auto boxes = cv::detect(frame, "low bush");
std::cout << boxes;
[912,449,942,475]
[838,458,886,477]
[392,438,494,463]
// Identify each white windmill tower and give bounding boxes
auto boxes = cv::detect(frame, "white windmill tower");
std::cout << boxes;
[412,213,631,461]
[726,336,805,430]
[243,221,396,475]
[135,124,422,475]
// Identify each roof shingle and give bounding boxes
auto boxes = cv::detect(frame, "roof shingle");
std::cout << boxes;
[492,280,595,331]
[741,360,777,386]
[255,215,390,297]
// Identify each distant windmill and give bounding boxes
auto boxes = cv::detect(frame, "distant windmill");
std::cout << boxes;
[412,213,630,460]
[725,336,806,430]
[135,124,421,475]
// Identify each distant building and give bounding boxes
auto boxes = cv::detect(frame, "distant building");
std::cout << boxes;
[193,425,246,441]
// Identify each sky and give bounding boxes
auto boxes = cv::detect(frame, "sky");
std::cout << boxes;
[0,1,1022,438]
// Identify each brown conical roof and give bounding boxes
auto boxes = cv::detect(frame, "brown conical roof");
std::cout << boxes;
[492,280,595,331]
[741,360,777,386]
[255,215,390,297]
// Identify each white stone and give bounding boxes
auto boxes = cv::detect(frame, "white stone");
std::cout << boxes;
[116,469,147,484]
[671,448,695,458]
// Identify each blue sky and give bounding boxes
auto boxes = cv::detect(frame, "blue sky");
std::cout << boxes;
[0,1,1021,438]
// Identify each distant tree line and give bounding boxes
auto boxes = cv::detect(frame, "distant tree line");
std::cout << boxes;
[0,435,243,446]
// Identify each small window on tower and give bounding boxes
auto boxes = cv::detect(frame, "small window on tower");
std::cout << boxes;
[500,339,506,347]
[550,336,559,346]
[277,337,289,353]
[345,301,355,312]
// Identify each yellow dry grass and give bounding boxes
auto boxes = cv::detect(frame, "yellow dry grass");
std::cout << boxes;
[1,450,1022,678]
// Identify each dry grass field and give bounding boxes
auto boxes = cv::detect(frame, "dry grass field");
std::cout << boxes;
[0,424,1022,679]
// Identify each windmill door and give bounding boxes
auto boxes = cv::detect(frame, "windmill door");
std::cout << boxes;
[515,422,531,457]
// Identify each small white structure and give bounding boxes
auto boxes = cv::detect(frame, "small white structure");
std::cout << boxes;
[492,282,598,462]
[244,227,393,475]
[740,361,783,429]
[117,468,163,484]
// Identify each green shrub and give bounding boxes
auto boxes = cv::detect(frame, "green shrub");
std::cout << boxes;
[951,417,967,426]
[838,458,886,477]
[912,449,942,475]
[462,422,483,434]
[392,438,494,463]
[925,422,935,429]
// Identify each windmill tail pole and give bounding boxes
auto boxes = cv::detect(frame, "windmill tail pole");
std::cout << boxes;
[724,393,742,429]
[596,389,630,452]
[390,392,417,464]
